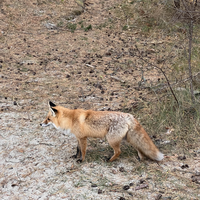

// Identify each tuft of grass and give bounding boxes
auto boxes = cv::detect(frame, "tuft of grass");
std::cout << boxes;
[96,22,107,30]
[67,23,77,33]
[111,0,188,35]
[137,90,200,156]
[122,25,128,31]
[84,24,92,32]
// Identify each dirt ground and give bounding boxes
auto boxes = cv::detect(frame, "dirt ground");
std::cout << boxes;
[0,0,200,199]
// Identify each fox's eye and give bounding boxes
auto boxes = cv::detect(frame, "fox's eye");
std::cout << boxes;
[47,118,50,121]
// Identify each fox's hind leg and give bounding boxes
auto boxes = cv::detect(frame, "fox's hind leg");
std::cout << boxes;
[106,139,121,162]
[137,150,145,161]
[106,123,129,162]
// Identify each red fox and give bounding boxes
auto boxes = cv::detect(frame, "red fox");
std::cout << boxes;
[40,101,164,163]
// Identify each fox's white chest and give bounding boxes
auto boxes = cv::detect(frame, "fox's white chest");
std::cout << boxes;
[51,122,74,137]
[64,128,74,137]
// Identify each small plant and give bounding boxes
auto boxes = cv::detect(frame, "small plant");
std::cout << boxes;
[122,25,128,31]
[141,24,151,33]
[78,20,84,25]
[67,23,77,33]
[57,21,64,27]
[84,24,92,32]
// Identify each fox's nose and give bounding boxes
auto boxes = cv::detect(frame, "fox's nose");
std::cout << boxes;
[40,123,42,126]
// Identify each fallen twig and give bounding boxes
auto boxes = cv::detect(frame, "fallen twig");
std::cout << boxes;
[173,168,196,174]
[86,64,95,68]
[39,142,55,146]
[135,183,148,191]
[110,76,125,83]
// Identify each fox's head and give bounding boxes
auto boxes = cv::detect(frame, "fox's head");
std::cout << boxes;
[40,101,59,129]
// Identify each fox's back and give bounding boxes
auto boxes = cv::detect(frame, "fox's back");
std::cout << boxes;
[79,110,134,138]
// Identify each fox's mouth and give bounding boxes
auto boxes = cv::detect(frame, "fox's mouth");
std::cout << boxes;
[40,123,50,127]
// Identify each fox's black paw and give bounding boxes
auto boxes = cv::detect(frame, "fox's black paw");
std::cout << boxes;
[137,156,144,162]
[76,159,82,163]
[70,155,77,159]
[104,156,111,162]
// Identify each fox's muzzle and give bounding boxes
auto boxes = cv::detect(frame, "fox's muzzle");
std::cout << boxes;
[40,123,49,127]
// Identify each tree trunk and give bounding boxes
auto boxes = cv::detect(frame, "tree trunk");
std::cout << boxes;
[188,19,195,103]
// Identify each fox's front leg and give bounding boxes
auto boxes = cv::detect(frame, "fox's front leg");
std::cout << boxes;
[70,142,82,159]
[76,137,87,163]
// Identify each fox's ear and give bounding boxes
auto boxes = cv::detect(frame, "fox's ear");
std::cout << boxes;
[48,101,57,117]
[50,107,58,117]
[48,101,56,108]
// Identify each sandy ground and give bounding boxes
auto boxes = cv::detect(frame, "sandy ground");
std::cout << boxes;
[0,0,200,199]
[1,105,200,199]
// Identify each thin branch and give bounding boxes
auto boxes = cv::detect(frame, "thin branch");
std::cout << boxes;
[134,46,180,106]
[152,72,200,92]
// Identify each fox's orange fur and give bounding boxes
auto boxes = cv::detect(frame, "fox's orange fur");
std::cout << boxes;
[40,101,164,162]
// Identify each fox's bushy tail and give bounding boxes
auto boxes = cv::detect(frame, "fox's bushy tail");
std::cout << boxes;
[126,119,164,161]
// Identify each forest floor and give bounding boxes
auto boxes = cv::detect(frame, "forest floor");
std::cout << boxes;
[0,0,200,199]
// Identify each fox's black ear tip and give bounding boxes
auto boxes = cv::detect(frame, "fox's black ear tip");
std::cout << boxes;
[49,101,56,107]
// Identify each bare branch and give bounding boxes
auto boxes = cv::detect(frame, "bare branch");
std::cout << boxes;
[133,46,180,106]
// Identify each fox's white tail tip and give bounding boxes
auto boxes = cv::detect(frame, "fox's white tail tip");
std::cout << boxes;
[156,152,164,161]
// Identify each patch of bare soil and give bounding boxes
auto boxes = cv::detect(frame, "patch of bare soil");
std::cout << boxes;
[0,0,200,199]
